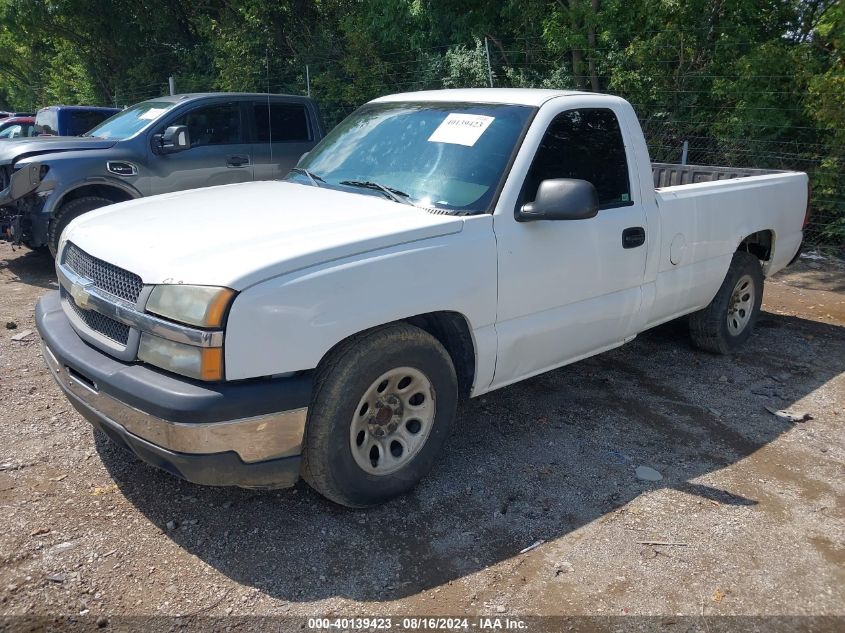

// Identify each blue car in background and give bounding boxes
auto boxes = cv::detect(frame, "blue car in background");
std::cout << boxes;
[34,105,121,137]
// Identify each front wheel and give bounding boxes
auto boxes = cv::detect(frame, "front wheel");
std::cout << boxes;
[689,251,764,354]
[301,323,458,507]
[47,196,114,257]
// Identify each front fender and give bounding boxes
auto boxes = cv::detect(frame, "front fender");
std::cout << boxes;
[223,217,497,381]
[41,175,142,216]
[8,148,142,216]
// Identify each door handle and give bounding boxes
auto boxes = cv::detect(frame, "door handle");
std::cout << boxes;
[622,226,646,249]
[226,155,250,167]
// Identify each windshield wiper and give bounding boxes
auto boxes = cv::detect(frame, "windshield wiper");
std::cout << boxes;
[289,167,325,188]
[339,180,413,205]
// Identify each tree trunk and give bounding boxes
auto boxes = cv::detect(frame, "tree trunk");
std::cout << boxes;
[571,49,585,89]
[587,0,600,91]
[568,0,585,89]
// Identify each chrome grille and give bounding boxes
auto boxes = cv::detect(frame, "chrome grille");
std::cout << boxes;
[63,242,143,304]
[65,291,130,345]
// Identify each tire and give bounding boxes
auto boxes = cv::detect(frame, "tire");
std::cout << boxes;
[301,323,458,507]
[47,196,114,257]
[689,251,764,354]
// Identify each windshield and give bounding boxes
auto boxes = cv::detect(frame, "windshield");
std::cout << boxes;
[287,102,534,213]
[0,125,21,138]
[84,101,176,140]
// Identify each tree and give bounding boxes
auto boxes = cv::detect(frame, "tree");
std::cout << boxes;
[0,0,841,244]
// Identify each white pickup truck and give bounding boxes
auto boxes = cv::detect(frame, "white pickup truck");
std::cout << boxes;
[35,89,809,507]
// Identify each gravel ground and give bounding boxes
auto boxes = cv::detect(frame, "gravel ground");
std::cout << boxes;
[0,242,843,627]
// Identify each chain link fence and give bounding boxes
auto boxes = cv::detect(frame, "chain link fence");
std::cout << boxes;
[641,120,841,249]
[150,41,842,251]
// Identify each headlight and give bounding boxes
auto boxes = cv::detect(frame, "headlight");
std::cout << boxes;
[138,333,224,381]
[146,285,235,327]
[141,285,235,381]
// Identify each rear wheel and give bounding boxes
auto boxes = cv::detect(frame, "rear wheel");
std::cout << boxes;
[689,251,764,354]
[301,323,458,507]
[48,196,113,257]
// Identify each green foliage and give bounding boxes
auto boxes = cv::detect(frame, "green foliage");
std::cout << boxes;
[0,0,841,244]
[441,40,489,88]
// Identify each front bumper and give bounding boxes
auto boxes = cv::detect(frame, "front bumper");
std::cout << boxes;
[36,291,313,488]
[1,162,46,245]
[0,162,43,207]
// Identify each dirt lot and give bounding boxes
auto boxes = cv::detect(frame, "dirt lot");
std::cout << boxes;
[0,242,843,627]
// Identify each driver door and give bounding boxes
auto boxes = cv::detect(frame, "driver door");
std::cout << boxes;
[148,100,254,195]
[491,105,648,388]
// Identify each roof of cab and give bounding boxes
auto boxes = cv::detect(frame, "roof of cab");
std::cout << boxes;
[143,92,311,104]
[37,105,120,112]
[371,88,596,107]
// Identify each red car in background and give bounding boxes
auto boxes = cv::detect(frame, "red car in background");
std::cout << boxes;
[0,116,36,139]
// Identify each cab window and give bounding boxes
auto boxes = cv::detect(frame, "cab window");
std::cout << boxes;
[253,103,310,142]
[523,108,632,209]
[34,110,59,135]
[172,103,243,147]
[67,110,111,136]
[0,125,22,139]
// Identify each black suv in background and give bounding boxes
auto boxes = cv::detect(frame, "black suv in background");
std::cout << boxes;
[0,93,324,254]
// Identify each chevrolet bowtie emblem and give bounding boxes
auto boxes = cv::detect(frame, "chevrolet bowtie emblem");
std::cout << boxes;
[70,281,94,310]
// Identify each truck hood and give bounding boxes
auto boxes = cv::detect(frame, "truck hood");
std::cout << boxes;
[0,136,117,164]
[64,181,465,289]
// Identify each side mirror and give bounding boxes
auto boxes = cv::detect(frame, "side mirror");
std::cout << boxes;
[157,125,190,154]
[517,178,599,222]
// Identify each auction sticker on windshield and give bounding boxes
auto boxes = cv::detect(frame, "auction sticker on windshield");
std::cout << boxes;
[139,108,169,121]
[428,113,494,146]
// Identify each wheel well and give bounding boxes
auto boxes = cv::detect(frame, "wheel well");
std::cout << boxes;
[56,184,134,213]
[316,312,477,399]
[403,311,476,398]
[738,230,773,262]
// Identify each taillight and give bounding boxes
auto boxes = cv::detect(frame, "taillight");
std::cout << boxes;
[803,181,812,229]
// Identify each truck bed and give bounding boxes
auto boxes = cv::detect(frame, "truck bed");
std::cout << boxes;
[652,162,781,188]
[648,164,806,328]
